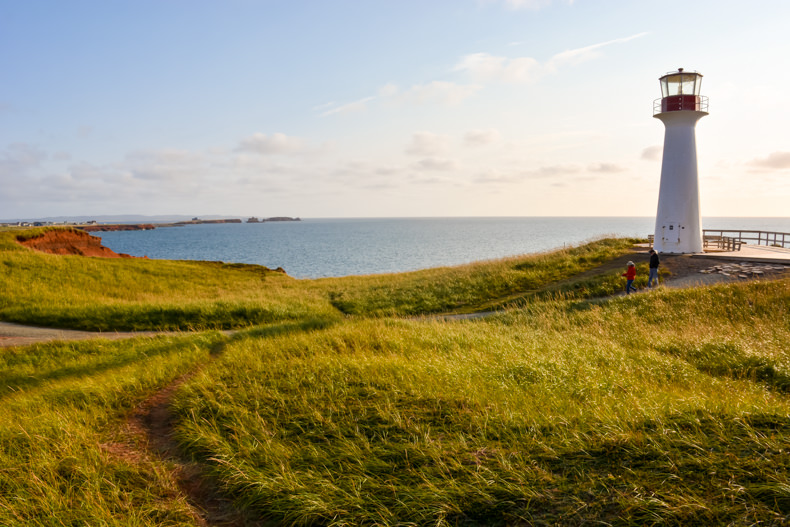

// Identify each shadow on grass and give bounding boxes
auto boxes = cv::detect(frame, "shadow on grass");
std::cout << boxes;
[658,341,790,393]
[445,411,790,526]
[0,335,211,400]
[231,316,340,341]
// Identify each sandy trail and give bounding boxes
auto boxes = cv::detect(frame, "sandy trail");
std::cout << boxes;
[102,365,265,526]
[0,321,170,348]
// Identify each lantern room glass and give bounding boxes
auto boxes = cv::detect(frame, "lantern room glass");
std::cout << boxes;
[660,72,702,98]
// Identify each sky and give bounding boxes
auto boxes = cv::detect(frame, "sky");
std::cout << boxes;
[2,0,790,220]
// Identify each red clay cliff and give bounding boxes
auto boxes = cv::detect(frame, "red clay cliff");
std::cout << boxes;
[18,229,143,258]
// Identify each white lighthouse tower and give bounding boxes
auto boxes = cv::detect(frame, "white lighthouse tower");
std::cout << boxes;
[653,68,708,254]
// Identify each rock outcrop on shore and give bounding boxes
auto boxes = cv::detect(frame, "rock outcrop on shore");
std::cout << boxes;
[18,229,143,258]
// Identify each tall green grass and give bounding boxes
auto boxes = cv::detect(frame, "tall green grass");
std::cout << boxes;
[2,228,639,330]
[172,278,790,525]
[0,333,224,526]
[317,237,639,316]
[1,229,339,330]
[5,226,790,524]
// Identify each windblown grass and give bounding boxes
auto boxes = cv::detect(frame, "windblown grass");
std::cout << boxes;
[172,278,790,525]
[4,226,790,524]
[1,229,339,330]
[318,237,639,316]
[0,333,224,526]
[2,228,637,329]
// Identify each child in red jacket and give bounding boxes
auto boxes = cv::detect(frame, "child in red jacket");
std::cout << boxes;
[622,261,637,294]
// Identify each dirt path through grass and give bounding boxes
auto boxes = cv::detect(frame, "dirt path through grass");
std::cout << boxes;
[120,376,253,526]
[102,341,268,527]
[0,322,239,348]
[0,321,175,348]
[438,252,789,320]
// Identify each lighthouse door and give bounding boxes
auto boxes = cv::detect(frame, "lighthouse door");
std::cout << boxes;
[663,223,680,244]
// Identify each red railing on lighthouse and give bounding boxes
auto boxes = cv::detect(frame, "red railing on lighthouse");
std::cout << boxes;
[654,95,709,115]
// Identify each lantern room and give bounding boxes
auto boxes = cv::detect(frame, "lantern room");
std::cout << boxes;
[654,68,708,114]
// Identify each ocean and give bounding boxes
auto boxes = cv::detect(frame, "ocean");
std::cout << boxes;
[94,217,790,279]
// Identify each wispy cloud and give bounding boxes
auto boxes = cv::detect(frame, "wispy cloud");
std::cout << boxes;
[397,81,480,106]
[0,143,47,174]
[464,129,501,147]
[588,162,627,173]
[474,163,581,184]
[546,32,648,71]
[413,157,461,172]
[124,149,208,183]
[0,143,48,194]
[474,169,520,184]
[455,53,541,83]
[322,81,479,118]
[235,133,305,155]
[529,164,582,177]
[378,84,399,97]
[456,32,648,84]
[405,132,452,156]
[482,0,574,10]
[320,96,377,117]
[312,101,338,112]
[747,151,790,171]
[641,145,662,161]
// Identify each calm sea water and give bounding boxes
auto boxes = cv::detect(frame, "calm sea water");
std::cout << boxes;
[94,217,790,279]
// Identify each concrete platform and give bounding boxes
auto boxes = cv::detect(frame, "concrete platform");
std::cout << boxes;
[694,243,790,264]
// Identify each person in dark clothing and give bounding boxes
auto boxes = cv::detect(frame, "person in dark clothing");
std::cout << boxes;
[648,249,660,288]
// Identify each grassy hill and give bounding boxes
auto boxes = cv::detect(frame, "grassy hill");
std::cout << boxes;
[1,227,789,525]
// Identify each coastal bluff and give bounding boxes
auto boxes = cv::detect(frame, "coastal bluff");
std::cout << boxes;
[18,229,144,259]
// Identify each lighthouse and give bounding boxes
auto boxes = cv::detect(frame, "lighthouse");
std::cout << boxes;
[652,68,708,254]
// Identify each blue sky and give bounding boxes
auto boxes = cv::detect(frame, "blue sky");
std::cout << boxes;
[2,0,789,219]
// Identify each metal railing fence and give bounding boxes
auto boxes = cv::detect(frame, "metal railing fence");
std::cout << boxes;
[703,229,790,249]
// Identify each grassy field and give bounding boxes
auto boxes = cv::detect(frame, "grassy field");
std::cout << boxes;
[0,333,223,525]
[318,237,639,316]
[1,228,339,331]
[1,228,638,329]
[1,227,789,525]
[174,281,790,525]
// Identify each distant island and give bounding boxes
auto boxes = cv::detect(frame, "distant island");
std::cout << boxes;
[0,214,302,228]
[175,218,242,225]
[74,216,302,232]
[246,217,301,223]
[176,217,301,224]
[81,224,157,232]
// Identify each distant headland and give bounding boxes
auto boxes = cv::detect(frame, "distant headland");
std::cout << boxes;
[245,216,302,223]
[175,218,242,225]
[0,214,301,229]
[2,216,303,232]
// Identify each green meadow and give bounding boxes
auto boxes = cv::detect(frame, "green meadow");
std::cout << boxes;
[1,227,789,525]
